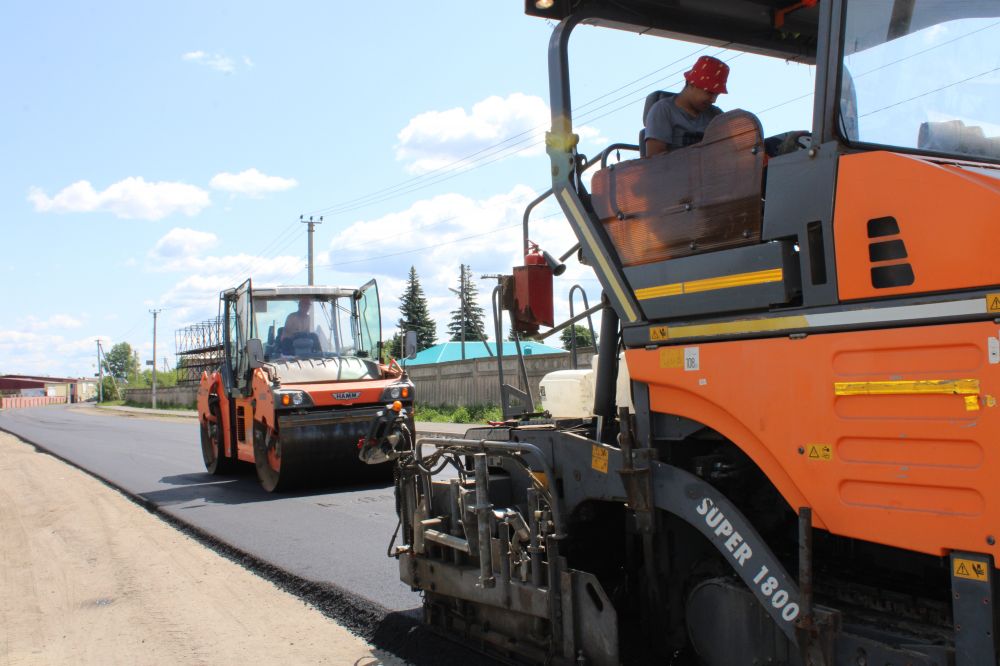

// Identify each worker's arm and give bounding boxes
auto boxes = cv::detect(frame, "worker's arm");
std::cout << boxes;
[644,138,669,157]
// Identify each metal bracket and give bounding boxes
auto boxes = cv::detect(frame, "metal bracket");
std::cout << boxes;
[619,448,656,533]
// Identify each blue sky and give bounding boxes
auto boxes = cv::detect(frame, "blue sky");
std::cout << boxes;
[1,1,815,377]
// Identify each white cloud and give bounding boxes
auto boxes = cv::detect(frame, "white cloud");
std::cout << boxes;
[0,318,97,377]
[17,314,84,332]
[395,93,605,175]
[143,228,305,323]
[316,185,592,343]
[28,177,211,221]
[209,168,298,197]
[182,50,237,74]
[150,228,219,261]
[396,93,547,174]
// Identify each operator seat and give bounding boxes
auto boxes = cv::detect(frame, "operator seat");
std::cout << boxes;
[639,90,677,158]
[591,108,766,266]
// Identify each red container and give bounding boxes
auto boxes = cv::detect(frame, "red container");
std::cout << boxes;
[512,260,553,334]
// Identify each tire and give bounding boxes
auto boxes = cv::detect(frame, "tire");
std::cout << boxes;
[253,422,300,492]
[201,402,232,475]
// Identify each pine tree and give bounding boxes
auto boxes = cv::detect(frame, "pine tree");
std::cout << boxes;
[447,264,488,342]
[396,266,437,351]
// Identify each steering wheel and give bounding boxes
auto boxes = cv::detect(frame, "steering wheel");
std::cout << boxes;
[279,332,320,356]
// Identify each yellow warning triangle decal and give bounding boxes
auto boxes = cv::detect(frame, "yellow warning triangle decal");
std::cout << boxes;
[957,563,970,576]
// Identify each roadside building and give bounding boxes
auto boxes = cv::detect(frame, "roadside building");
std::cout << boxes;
[0,375,98,404]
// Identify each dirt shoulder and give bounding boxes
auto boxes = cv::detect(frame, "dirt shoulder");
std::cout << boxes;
[0,430,403,666]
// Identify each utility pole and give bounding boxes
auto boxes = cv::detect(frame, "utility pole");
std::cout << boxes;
[96,339,103,403]
[449,264,467,360]
[300,214,323,286]
[150,309,162,409]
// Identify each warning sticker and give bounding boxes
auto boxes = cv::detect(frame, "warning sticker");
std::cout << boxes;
[953,558,990,583]
[987,293,1000,313]
[806,444,833,462]
[591,446,609,474]
[660,348,683,369]
[650,326,670,341]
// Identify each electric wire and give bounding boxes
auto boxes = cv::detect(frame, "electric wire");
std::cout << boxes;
[305,44,720,218]
[315,210,565,270]
[310,50,741,219]
[860,64,1000,118]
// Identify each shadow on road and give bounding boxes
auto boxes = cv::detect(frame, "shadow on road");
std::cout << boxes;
[145,470,395,507]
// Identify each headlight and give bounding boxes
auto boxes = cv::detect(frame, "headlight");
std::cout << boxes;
[275,390,312,407]
[381,383,413,401]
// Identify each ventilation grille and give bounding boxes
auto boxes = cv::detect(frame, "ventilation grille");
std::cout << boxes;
[236,406,246,442]
[867,217,914,289]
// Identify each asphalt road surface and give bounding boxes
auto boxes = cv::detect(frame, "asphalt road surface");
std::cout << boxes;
[0,404,488,665]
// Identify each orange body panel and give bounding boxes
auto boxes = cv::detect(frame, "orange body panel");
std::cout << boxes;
[289,381,388,408]
[833,151,1000,301]
[626,320,1000,560]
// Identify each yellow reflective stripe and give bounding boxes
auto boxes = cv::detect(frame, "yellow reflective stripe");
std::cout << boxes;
[663,315,809,339]
[636,268,784,301]
[684,268,784,294]
[559,188,638,322]
[635,283,684,300]
[834,379,981,396]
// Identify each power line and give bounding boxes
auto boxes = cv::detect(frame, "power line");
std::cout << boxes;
[315,210,565,271]
[861,65,1000,118]
[309,54,733,220]
[305,45,718,219]
[316,223,522,269]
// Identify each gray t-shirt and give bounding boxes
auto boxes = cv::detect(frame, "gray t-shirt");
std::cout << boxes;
[644,96,722,149]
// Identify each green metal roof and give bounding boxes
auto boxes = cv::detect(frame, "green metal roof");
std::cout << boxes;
[405,341,567,366]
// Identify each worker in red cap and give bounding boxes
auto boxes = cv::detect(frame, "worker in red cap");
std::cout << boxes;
[644,55,729,157]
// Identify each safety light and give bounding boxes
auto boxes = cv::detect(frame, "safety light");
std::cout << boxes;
[276,390,310,408]
[392,400,402,412]
[535,0,554,8]
[381,382,413,402]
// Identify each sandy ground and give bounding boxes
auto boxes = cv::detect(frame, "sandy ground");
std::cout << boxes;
[0,431,404,666]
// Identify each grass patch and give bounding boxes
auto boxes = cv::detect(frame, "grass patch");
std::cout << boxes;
[414,404,503,424]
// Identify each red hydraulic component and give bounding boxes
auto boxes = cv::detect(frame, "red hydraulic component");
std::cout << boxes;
[512,242,554,335]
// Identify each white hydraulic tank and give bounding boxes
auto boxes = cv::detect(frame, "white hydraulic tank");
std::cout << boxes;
[539,368,595,418]
[539,353,633,419]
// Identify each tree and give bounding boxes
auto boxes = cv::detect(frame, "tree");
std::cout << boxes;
[447,265,488,342]
[384,332,402,362]
[396,266,437,351]
[104,342,138,382]
[560,324,595,351]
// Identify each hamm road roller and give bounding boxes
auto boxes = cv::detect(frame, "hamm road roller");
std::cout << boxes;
[198,279,415,491]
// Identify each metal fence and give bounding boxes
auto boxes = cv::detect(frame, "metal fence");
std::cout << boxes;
[175,317,224,385]
[405,349,595,407]
[1,396,67,409]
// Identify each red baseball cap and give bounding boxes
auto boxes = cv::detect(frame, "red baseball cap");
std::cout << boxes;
[684,56,729,94]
